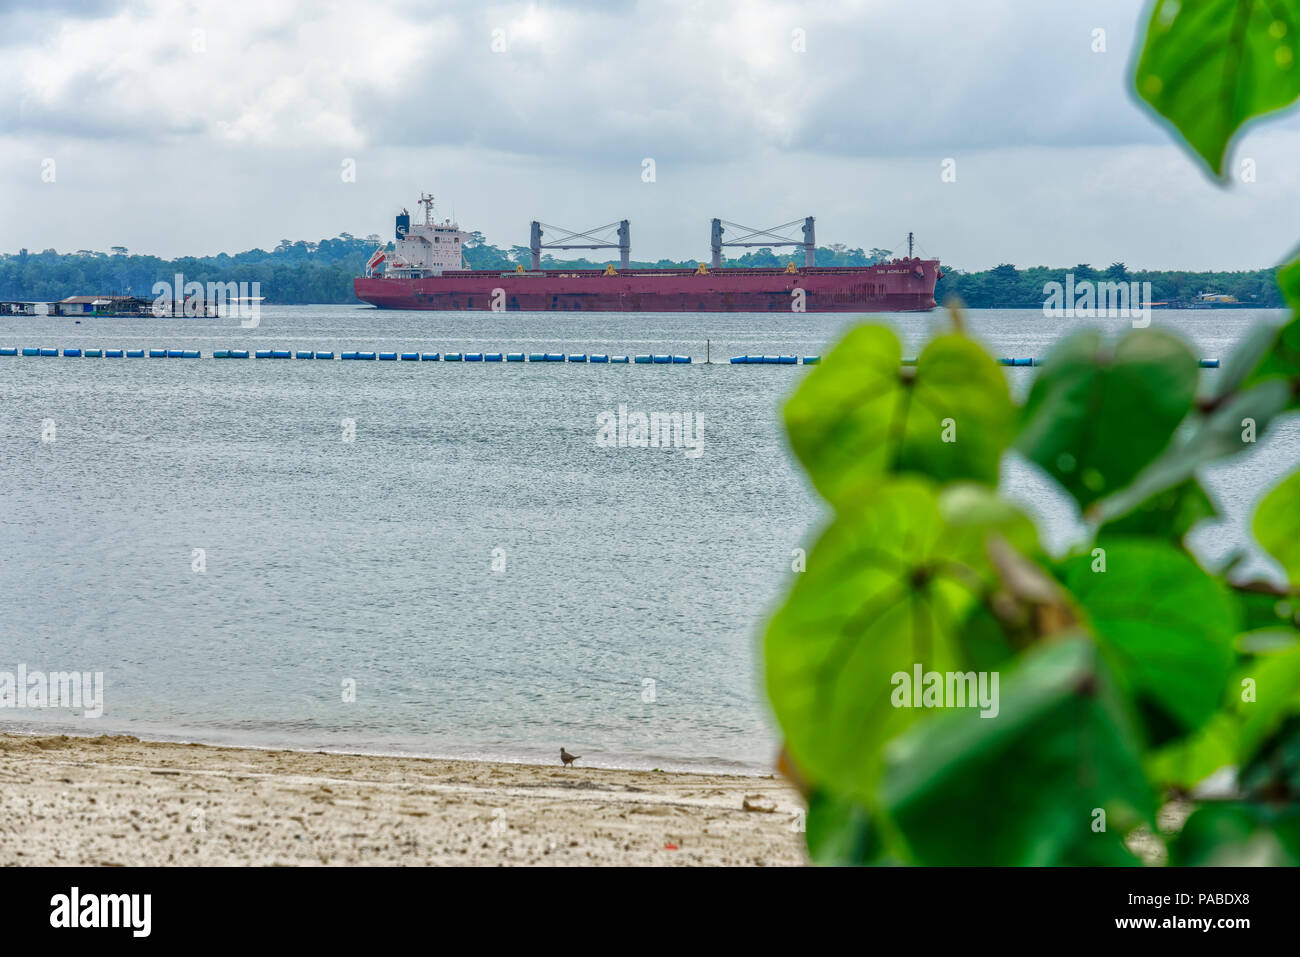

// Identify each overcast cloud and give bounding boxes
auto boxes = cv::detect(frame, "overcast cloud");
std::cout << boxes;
[3,0,1299,270]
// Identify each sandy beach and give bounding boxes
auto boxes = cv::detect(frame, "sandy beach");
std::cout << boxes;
[0,733,807,866]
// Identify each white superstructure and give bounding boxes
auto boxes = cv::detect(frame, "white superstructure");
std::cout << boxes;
[365,193,470,278]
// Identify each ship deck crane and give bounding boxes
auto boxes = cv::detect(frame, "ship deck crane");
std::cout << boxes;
[711,217,815,269]
[530,220,630,270]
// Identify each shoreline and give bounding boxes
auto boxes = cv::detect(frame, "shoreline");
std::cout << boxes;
[0,732,806,866]
[0,720,774,777]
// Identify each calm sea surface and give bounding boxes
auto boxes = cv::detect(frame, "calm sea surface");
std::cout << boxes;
[1,306,1296,772]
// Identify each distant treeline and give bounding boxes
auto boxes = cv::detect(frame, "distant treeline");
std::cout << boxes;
[937,262,1286,308]
[0,237,1287,307]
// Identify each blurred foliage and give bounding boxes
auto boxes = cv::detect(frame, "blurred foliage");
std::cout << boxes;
[766,1,1300,865]
[1135,0,1300,179]
[768,312,1300,866]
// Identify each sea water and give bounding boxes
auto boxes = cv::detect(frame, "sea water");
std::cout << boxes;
[0,306,1294,772]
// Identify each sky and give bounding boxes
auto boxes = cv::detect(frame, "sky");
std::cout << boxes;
[3,0,1300,271]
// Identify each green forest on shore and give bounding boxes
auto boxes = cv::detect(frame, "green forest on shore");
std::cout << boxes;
[0,235,1286,308]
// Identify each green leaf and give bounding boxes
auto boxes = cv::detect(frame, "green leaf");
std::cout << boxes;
[764,479,1036,798]
[1089,378,1292,524]
[1255,467,1300,584]
[1015,329,1198,509]
[1170,803,1300,865]
[1149,643,1300,789]
[1063,538,1238,734]
[1209,318,1287,400]
[1237,586,1300,631]
[1099,478,1218,543]
[881,637,1153,865]
[1240,713,1300,796]
[1241,315,1300,407]
[1227,258,1300,404]
[784,324,1013,506]
[1279,254,1300,309]
[1135,0,1300,179]
[804,790,888,865]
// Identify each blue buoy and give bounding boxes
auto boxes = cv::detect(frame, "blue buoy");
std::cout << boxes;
[167,349,186,357]
[41,348,59,356]
[85,349,102,357]
[590,354,609,363]
[341,351,358,360]
[730,356,747,363]
[63,348,82,357]
[445,352,463,361]
[485,352,503,362]
[760,355,779,364]
[672,355,691,364]
[149,349,167,358]
[652,354,670,364]
[254,349,272,358]
[634,355,652,364]
[545,352,564,362]
[127,349,145,358]
[399,352,419,361]
[1200,358,1220,368]
[466,352,483,361]
[507,352,525,362]
[214,350,231,358]
[105,349,124,358]
[611,355,629,363]
[316,351,334,359]
[21,348,39,356]
[420,352,440,361]
[378,351,397,360]
[297,351,316,359]
[569,353,588,362]
[803,356,820,365]
[778,355,797,364]
[229,349,249,359]
[0,347,18,356]
[528,353,545,362]
[357,351,376,360]
[182,350,201,358]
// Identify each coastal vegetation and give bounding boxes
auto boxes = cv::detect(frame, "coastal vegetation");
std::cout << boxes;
[0,240,1284,308]
[765,0,1300,865]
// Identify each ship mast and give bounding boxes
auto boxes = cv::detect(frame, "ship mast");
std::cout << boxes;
[419,193,435,226]
[908,232,914,258]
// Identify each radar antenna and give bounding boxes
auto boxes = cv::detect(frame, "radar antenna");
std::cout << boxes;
[418,193,436,225]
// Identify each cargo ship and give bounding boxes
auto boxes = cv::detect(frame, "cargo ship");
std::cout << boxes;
[353,195,941,313]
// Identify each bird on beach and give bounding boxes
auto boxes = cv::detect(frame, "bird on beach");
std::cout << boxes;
[560,747,581,767]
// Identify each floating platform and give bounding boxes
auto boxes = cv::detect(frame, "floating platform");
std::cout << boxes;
[0,346,1226,370]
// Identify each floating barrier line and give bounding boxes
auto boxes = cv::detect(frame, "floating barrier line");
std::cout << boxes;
[0,348,1223,369]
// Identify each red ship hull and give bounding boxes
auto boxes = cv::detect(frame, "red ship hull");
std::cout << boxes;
[353,261,940,312]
